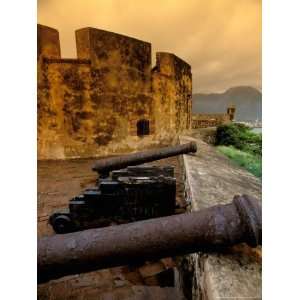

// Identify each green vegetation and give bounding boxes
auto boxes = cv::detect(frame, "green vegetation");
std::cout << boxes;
[217,146,262,178]
[215,123,262,178]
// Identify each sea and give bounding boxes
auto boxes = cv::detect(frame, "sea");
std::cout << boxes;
[251,127,262,134]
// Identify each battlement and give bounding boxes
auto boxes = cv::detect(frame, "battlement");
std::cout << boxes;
[38,25,152,74]
[37,24,192,159]
[37,24,61,59]
[76,27,151,73]
[192,108,234,129]
[154,52,191,78]
[38,24,191,75]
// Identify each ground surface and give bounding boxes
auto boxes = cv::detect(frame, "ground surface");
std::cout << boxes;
[180,135,262,300]
[38,135,262,300]
[38,156,186,300]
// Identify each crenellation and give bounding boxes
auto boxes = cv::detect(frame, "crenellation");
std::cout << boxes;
[38,24,192,159]
[37,24,61,59]
[152,52,192,136]
[75,27,152,72]
[75,28,92,60]
[155,52,191,78]
[192,111,233,129]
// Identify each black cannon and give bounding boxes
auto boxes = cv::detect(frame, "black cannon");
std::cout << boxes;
[92,142,197,176]
[49,143,197,234]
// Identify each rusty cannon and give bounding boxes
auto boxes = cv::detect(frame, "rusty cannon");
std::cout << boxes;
[38,194,261,284]
[92,142,197,175]
[49,142,197,234]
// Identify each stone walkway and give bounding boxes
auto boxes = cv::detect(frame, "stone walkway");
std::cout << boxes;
[38,136,262,299]
[38,156,186,300]
[180,135,262,300]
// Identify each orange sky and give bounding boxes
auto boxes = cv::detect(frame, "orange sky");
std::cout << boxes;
[38,0,261,93]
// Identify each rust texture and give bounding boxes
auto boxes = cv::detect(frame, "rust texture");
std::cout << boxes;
[38,194,261,283]
[92,142,197,174]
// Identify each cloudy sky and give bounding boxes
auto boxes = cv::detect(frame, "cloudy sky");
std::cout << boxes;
[38,0,261,93]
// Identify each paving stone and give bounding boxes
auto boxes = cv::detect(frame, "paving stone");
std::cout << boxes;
[123,271,144,285]
[203,253,261,300]
[38,156,185,299]
[113,278,129,288]
[138,262,165,278]
[110,286,135,299]
[131,286,186,300]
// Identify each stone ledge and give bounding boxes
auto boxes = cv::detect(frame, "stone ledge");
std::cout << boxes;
[179,135,262,300]
[202,253,261,300]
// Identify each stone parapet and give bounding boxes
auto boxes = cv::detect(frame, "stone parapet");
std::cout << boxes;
[192,113,230,129]
[179,135,262,300]
[38,24,61,59]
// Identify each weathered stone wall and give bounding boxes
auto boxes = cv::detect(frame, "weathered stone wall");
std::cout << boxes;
[38,24,61,59]
[192,113,230,129]
[152,53,192,140]
[188,128,218,145]
[38,59,94,159]
[38,24,192,159]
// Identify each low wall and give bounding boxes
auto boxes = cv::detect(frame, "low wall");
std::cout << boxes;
[187,128,217,145]
[192,113,230,129]
[178,135,262,300]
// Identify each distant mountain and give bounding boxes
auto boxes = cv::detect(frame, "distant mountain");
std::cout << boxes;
[192,86,262,122]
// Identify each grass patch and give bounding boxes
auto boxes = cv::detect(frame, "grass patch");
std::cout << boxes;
[217,145,262,178]
[215,123,262,178]
[215,123,262,156]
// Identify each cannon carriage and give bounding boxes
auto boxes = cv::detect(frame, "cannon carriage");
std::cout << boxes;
[49,142,197,233]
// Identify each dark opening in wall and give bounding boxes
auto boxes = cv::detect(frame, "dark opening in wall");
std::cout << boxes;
[137,119,150,136]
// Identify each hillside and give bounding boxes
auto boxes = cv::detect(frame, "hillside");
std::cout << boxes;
[192,86,262,122]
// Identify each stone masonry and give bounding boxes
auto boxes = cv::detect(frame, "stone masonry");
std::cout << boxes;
[192,105,235,129]
[179,135,261,300]
[38,24,192,159]
[37,156,187,299]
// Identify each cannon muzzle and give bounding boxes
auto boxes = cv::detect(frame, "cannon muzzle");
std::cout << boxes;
[38,194,261,283]
[92,142,197,174]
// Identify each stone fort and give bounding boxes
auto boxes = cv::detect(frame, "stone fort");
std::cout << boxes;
[38,24,192,159]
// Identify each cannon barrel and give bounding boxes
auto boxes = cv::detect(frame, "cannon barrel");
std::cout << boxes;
[92,142,197,174]
[38,195,261,283]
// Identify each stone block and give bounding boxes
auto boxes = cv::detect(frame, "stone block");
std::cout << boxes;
[139,262,165,278]
[203,253,261,300]
[38,24,61,59]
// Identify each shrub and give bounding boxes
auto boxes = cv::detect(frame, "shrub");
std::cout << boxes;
[215,124,241,147]
[234,122,250,132]
[215,123,262,156]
